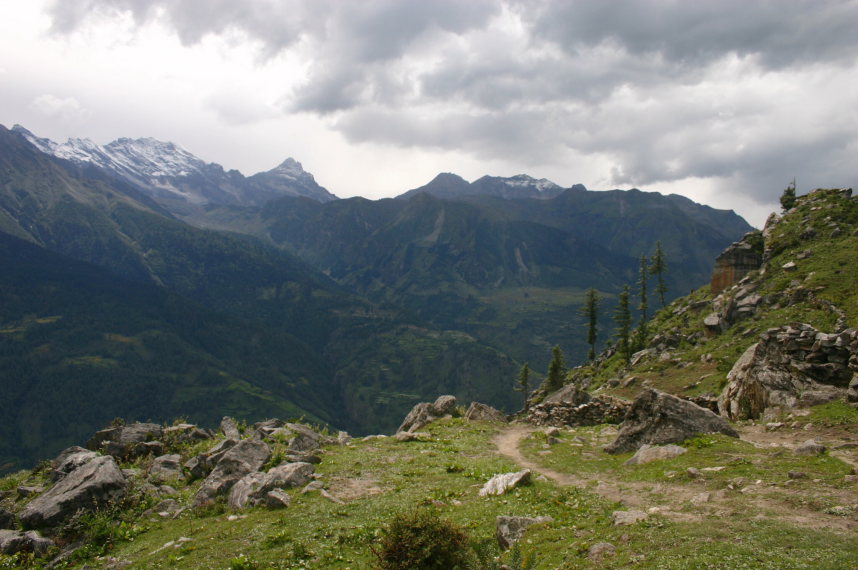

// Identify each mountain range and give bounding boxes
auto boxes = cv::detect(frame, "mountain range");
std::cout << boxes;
[0,123,752,472]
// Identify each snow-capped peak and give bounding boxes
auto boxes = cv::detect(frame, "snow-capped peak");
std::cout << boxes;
[503,174,562,193]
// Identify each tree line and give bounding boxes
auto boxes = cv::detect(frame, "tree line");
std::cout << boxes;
[514,241,668,405]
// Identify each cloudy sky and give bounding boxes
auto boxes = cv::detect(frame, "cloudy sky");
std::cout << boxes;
[2,0,858,227]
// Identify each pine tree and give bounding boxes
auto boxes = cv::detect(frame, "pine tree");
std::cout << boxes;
[780,178,797,211]
[514,363,531,408]
[649,241,668,308]
[614,285,632,365]
[543,345,566,394]
[580,288,600,361]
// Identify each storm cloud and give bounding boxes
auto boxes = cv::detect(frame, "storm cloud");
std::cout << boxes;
[30,0,858,222]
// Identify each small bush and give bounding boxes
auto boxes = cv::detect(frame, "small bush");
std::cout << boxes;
[374,510,471,570]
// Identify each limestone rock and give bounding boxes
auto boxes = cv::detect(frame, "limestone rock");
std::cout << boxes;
[605,389,738,454]
[479,470,531,497]
[163,424,213,444]
[710,231,763,295]
[265,489,292,509]
[227,472,266,510]
[87,423,164,460]
[612,510,648,526]
[719,325,856,420]
[19,455,127,529]
[0,529,54,556]
[464,402,507,423]
[51,446,98,482]
[220,417,242,440]
[794,439,826,456]
[148,454,184,482]
[397,395,458,433]
[193,439,271,507]
[184,438,238,481]
[587,542,616,562]
[0,509,15,530]
[625,444,687,466]
[227,462,314,510]
[542,383,592,406]
[496,515,552,550]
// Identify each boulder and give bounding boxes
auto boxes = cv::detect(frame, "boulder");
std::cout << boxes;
[265,489,292,509]
[193,439,271,507]
[588,542,617,562]
[0,508,15,530]
[542,383,591,406]
[794,439,826,456]
[51,446,98,481]
[0,529,54,556]
[496,515,552,550]
[605,389,738,454]
[163,424,213,444]
[397,395,458,433]
[87,422,163,460]
[19,455,127,529]
[719,325,856,420]
[464,402,507,423]
[625,444,687,466]
[847,374,858,403]
[479,470,531,497]
[148,454,184,481]
[228,462,314,510]
[184,438,238,480]
[220,417,242,440]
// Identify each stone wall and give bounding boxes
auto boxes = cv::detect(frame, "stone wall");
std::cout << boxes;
[525,396,630,427]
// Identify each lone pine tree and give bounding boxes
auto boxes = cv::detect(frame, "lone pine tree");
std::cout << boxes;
[580,288,600,361]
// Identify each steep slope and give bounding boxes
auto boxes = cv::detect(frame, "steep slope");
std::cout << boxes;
[0,231,332,473]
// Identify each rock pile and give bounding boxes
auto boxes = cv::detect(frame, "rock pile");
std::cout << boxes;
[397,395,458,433]
[719,324,858,420]
[525,395,630,428]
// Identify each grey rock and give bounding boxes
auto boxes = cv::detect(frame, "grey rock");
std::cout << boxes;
[703,313,727,336]
[163,424,213,444]
[193,439,271,507]
[184,438,238,480]
[19,455,127,529]
[397,395,458,433]
[464,402,508,423]
[848,374,858,403]
[625,444,687,466]
[227,472,266,510]
[479,470,531,496]
[0,529,54,556]
[605,389,738,454]
[228,462,314,510]
[149,454,184,481]
[264,489,291,509]
[612,510,648,526]
[17,486,42,498]
[587,542,616,562]
[393,431,429,442]
[220,417,242,440]
[794,439,826,456]
[0,509,15,530]
[87,423,164,460]
[51,446,99,481]
[496,515,552,550]
[788,471,808,479]
[798,388,843,407]
[542,383,592,406]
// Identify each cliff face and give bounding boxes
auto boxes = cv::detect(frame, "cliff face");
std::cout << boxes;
[710,231,764,294]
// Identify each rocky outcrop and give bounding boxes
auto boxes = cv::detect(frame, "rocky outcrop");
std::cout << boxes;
[710,231,763,295]
[87,422,164,460]
[397,395,458,433]
[148,454,184,481]
[193,439,271,508]
[464,402,507,423]
[525,395,629,428]
[0,529,54,556]
[479,470,531,497]
[605,389,739,454]
[19,455,127,529]
[227,462,315,510]
[51,446,99,482]
[719,324,858,420]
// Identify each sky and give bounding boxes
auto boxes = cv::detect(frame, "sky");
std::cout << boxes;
[2,1,858,228]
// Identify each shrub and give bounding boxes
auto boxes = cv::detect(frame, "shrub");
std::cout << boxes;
[374,510,471,570]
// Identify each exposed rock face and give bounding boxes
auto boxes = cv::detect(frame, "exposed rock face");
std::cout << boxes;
[605,389,738,454]
[19,455,127,529]
[525,395,630,428]
[479,470,531,497]
[719,324,858,420]
[496,515,552,550]
[163,423,213,444]
[87,422,164,460]
[193,439,271,507]
[228,462,315,510]
[51,446,99,482]
[184,438,238,480]
[397,395,458,433]
[148,454,184,481]
[710,231,763,295]
[220,417,242,440]
[464,402,507,423]
[0,529,54,556]
[263,423,330,453]
[542,383,592,406]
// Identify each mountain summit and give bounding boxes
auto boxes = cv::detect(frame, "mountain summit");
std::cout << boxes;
[11,125,337,210]
[398,172,567,201]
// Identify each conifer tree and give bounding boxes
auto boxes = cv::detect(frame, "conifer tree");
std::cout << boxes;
[580,288,600,361]
[543,345,566,394]
[780,178,797,211]
[514,363,531,407]
[649,241,668,308]
[614,285,632,365]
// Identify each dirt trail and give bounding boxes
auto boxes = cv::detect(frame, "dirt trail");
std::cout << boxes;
[492,423,858,531]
